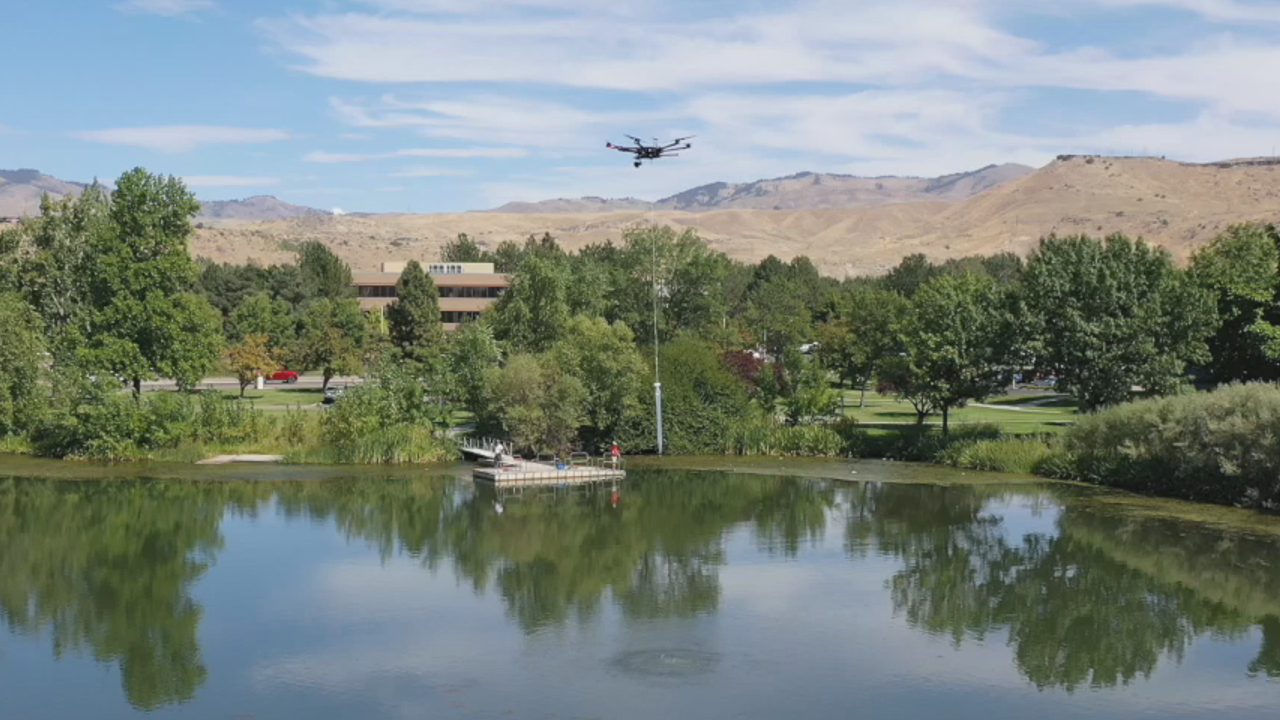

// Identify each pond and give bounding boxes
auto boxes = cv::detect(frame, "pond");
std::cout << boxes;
[1,461,1278,719]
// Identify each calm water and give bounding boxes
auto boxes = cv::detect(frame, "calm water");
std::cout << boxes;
[1,464,1278,719]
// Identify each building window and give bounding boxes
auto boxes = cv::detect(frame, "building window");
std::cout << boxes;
[358,285,396,298]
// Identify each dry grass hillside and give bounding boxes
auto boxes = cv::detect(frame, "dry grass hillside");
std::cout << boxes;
[193,156,1280,277]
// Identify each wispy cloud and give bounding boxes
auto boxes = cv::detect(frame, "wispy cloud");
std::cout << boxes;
[330,95,667,149]
[303,147,528,162]
[72,125,291,152]
[114,0,217,17]
[182,175,282,188]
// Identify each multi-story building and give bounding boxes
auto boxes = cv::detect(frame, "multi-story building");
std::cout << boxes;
[353,261,511,331]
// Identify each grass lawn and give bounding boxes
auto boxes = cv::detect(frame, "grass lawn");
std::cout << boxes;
[208,387,326,407]
[841,391,1078,434]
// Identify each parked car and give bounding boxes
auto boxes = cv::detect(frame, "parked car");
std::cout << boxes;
[266,369,299,384]
[322,386,345,405]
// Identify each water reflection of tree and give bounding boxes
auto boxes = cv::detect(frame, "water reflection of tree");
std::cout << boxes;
[257,471,833,633]
[851,483,1280,689]
[0,479,234,710]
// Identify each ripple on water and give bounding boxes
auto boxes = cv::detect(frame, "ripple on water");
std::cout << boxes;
[608,649,722,679]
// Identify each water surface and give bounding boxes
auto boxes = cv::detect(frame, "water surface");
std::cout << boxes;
[1,463,1277,719]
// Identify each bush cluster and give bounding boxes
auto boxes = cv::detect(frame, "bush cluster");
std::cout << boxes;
[1046,382,1280,509]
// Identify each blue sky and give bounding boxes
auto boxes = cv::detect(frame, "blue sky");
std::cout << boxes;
[3,0,1280,213]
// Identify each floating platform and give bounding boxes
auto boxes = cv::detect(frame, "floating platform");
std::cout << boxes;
[473,458,625,486]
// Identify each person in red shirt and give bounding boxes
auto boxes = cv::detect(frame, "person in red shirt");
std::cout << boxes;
[608,442,621,467]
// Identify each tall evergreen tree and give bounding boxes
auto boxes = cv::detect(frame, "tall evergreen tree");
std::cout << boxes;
[386,260,445,366]
[297,241,354,301]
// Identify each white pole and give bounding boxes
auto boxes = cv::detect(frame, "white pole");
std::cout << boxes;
[652,234,663,455]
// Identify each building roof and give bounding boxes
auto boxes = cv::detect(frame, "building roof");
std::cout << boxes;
[352,272,511,288]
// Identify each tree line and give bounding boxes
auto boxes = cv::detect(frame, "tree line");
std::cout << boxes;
[3,167,1279,460]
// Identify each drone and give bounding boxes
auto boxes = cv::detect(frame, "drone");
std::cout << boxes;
[606,135,695,168]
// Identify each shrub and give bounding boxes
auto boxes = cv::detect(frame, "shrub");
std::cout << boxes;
[321,374,456,463]
[723,413,856,457]
[1056,382,1280,508]
[947,437,1055,475]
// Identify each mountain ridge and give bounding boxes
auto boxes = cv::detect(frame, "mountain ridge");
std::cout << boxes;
[0,169,331,221]
[189,155,1280,279]
[485,163,1037,213]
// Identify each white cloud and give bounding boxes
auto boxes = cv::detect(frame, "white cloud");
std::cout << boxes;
[388,166,474,177]
[258,0,1280,123]
[1090,0,1280,23]
[114,0,216,16]
[250,0,1280,209]
[258,2,1032,90]
[303,147,528,162]
[72,125,291,152]
[330,95,668,149]
[331,207,347,215]
[182,175,282,188]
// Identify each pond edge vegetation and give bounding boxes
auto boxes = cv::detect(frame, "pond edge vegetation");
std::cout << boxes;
[2,169,1279,512]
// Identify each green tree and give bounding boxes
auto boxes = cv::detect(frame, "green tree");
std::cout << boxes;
[297,241,353,301]
[79,169,222,395]
[156,294,224,392]
[551,315,645,447]
[442,233,489,263]
[295,299,365,390]
[481,352,586,454]
[620,337,751,453]
[230,292,296,351]
[492,239,524,273]
[1189,223,1280,382]
[745,277,811,358]
[1022,233,1215,410]
[385,260,445,366]
[8,185,111,363]
[227,333,277,398]
[884,253,939,298]
[0,293,45,435]
[890,273,1015,433]
[816,286,910,406]
[447,319,503,410]
[783,356,841,425]
[195,259,268,337]
[490,254,571,352]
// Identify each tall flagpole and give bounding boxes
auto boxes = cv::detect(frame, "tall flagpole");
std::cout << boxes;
[652,235,664,455]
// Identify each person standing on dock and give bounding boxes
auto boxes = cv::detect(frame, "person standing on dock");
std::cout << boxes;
[494,441,506,467]
[609,442,621,468]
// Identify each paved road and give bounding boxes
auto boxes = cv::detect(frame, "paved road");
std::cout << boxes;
[139,376,365,392]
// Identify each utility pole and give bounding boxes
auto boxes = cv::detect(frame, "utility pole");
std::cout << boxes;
[652,235,664,455]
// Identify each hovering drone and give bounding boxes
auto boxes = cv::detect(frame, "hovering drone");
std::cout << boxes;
[606,135,695,168]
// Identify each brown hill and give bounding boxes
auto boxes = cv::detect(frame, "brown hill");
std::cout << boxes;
[192,156,1280,278]
[0,169,329,222]
[486,164,1035,213]
[0,169,89,217]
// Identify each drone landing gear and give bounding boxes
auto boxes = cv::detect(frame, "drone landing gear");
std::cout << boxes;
[634,161,642,168]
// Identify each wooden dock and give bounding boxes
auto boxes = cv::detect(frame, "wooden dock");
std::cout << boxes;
[472,458,625,486]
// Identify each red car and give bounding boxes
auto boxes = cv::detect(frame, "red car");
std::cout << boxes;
[266,369,299,384]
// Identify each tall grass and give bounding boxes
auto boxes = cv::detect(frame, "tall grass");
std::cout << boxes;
[19,386,455,465]
[1045,382,1280,509]
[723,413,857,457]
